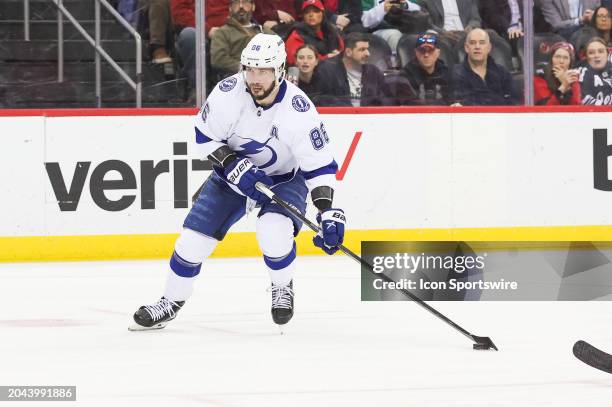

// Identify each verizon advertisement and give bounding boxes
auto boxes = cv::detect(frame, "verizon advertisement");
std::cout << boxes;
[0,112,611,238]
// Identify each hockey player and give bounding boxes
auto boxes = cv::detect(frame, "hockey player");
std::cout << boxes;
[129,33,346,331]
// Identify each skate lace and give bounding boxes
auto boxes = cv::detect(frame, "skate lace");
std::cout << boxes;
[144,298,178,322]
[269,285,294,309]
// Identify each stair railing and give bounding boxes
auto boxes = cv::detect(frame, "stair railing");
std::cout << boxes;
[21,0,142,107]
[55,0,142,107]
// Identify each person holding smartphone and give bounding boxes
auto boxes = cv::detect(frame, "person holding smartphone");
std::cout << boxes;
[534,42,581,105]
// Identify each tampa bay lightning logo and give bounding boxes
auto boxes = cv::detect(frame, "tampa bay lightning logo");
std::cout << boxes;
[292,95,310,112]
[219,77,237,92]
[236,135,278,169]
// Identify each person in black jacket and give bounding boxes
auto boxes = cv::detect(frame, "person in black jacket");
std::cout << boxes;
[451,28,518,105]
[312,32,388,106]
[479,0,524,40]
[400,33,452,104]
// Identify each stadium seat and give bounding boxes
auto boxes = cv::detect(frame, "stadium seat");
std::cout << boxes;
[570,27,598,60]
[367,33,393,71]
[512,72,524,104]
[524,33,567,65]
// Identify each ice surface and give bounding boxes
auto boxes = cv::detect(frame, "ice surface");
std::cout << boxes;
[1,256,611,406]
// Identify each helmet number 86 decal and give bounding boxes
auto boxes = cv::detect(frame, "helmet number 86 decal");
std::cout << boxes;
[251,45,261,51]
[309,123,330,151]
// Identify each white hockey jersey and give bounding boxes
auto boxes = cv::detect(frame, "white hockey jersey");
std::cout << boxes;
[194,74,337,191]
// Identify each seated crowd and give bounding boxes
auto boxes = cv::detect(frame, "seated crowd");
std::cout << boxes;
[122,0,612,105]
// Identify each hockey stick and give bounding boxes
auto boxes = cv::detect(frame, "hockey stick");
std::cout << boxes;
[573,340,612,374]
[255,182,498,351]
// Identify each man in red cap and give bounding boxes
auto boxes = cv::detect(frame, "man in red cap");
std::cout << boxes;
[285,0,344,66]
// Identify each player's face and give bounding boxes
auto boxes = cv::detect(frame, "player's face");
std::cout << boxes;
[586,42,608,70]
[296,48,318,74]
[415,46,440,70]
[464,30,491,63]
[303,7,323,27]
[244,66,277,100]
[347,41,370,65]
[551,48,571,70]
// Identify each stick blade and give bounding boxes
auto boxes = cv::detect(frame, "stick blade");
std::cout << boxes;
[472,335,498,351]
[573,340,612,374]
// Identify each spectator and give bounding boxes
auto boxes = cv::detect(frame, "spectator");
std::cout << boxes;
[117,0,140,27]
[289,44,321,98]
[400,33,452,104]
[578,37,612,104]
[170,0,230,37]
[285,0,344,66]
[361,0,423,55]
[254,0,298,38]
[591,6,611,46]
[539,0,600,39]
[211,0,262,78]
[139,0,173,63]
[312,32,388,106]
[570,6,611,61]
[421,0,482,45]
[534,42,581,104]
[171,0,230,92]
[295,0,366,33]
[452,28,518,105]
[479,0,524,41]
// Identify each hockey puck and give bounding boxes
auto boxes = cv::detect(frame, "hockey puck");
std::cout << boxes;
[473,343,490,350]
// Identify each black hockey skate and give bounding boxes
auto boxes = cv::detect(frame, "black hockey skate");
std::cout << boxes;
[128,297,184,331]
[270,281,294,325]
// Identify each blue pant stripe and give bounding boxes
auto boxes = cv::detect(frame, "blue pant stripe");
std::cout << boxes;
[263,242,297,271]
[170,251,202,278]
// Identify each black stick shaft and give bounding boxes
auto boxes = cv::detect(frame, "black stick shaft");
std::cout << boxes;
[256,183,481,344]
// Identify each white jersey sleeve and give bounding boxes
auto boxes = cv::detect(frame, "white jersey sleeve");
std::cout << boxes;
[193,76,241,159]
[285,94,337,191]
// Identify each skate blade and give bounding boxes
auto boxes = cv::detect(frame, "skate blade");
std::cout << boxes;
[128,321,169,331]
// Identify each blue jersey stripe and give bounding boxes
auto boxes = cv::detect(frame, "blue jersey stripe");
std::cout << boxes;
[300,160,338,180]
[195,127,213,144]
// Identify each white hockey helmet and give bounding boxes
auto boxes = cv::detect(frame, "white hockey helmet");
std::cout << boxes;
[241,33,287,84]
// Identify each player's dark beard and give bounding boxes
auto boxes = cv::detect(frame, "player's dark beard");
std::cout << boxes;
[249,81,276,101]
